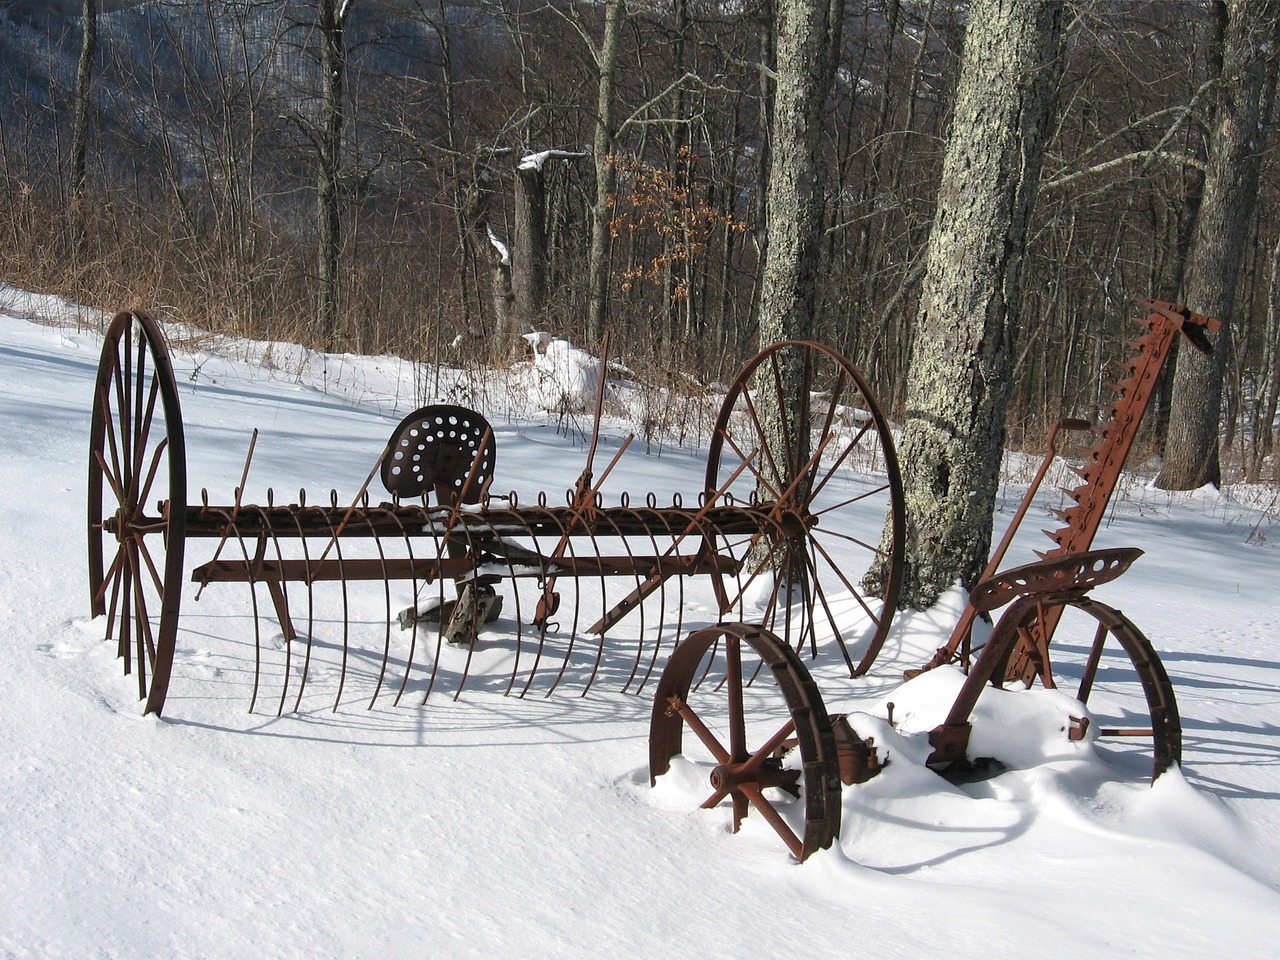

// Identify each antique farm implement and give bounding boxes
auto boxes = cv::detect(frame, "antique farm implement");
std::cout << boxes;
[87,310,905,716]
[647,299,1217,860]
[88,299,1214,864]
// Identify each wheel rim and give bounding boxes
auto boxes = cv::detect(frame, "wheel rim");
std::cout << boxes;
[704,341,904,675]
[649,623,842,861]
[88,310,186,715]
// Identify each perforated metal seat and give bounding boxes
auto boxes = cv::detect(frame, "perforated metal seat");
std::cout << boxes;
[380,404,496,504]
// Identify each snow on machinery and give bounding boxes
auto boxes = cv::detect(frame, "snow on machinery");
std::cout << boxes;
[87,300,1217,861]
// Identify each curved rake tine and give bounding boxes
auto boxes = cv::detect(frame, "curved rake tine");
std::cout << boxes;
[208,509,265,713]
[517,504,558,699]
[384,504,422,707]
[419,501,450,704]
[581,508,637,697]
[498,510,530,700]
[319,501,351,713]
[543,506,589,698]
[291,504,321,714]
[691,636,722,694]
[452,516,486,702]
[617,504,659,695]
[365,507,394,710]
[634,506,687,695]
[258,506,293,718]
[460,507,525,700]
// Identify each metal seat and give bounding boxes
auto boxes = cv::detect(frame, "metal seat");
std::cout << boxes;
[380,404,496,504]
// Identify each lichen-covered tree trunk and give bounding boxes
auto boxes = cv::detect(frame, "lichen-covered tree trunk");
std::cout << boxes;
[889,0,1066,609]
[1157,0,1280,491]
[586,0,624,344]
[755,0,843,495]
[756,0,842,350]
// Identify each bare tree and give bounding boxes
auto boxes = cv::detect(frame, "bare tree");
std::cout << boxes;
[1157,0,1280,490]
[315,0,352,349]
[68,0,96,256]
[587,0,625,344]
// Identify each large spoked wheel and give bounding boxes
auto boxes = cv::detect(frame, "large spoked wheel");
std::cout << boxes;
[703,341,904,675]
[649,623,843,862]
[1031,598,1182,781]
[88,309,187,715]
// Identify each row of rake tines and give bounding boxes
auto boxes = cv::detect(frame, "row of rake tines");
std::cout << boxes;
[192,482,787,716]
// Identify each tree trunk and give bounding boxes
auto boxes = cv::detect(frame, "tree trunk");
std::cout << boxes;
[750,0,843,501]
[756,0,843,348]
[587,0,624,343]
[512,160,547,335]
[315,0,349,350]
[1157,0,1280,490]
[884,0,1066,609]
[68,0,97,257]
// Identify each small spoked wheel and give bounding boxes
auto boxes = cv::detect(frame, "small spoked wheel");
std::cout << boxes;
[649,623,843,861]
[703,341,904,676]
[88,310,187,715]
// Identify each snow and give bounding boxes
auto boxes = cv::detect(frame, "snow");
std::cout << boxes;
[2,287,1279,958]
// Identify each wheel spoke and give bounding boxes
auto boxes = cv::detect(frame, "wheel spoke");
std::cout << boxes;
[803,545,856,671]
[118,557,133,665]
[725,637,746,761]
[132,335,151,484]
[678,701,732,763]
[95,545,125,609]
[135,533,167,595]
[94,449,126,507]
[1078,622,1108,702]
[740,719,798,776]
[98,381,126,500]
[808,419,876,503]
[767,352,799,479]
[132,370,162,495]
[732,791,749,834]
[117,331,133,492]
[809,533,883,626]
[810,520,893,559]
[740,782,805,860]
[128,550,155,697]
[103,550,123,645]
[136,437,170,515]
[736,386,786,499]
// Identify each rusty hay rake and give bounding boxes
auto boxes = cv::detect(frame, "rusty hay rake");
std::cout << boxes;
[88,313,904,716]
[88,300,1215,863]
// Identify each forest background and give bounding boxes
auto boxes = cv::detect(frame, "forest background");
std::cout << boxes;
[2,0,1278,485]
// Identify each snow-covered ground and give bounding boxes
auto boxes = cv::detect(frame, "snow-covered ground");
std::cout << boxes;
[2,287,1278,958]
